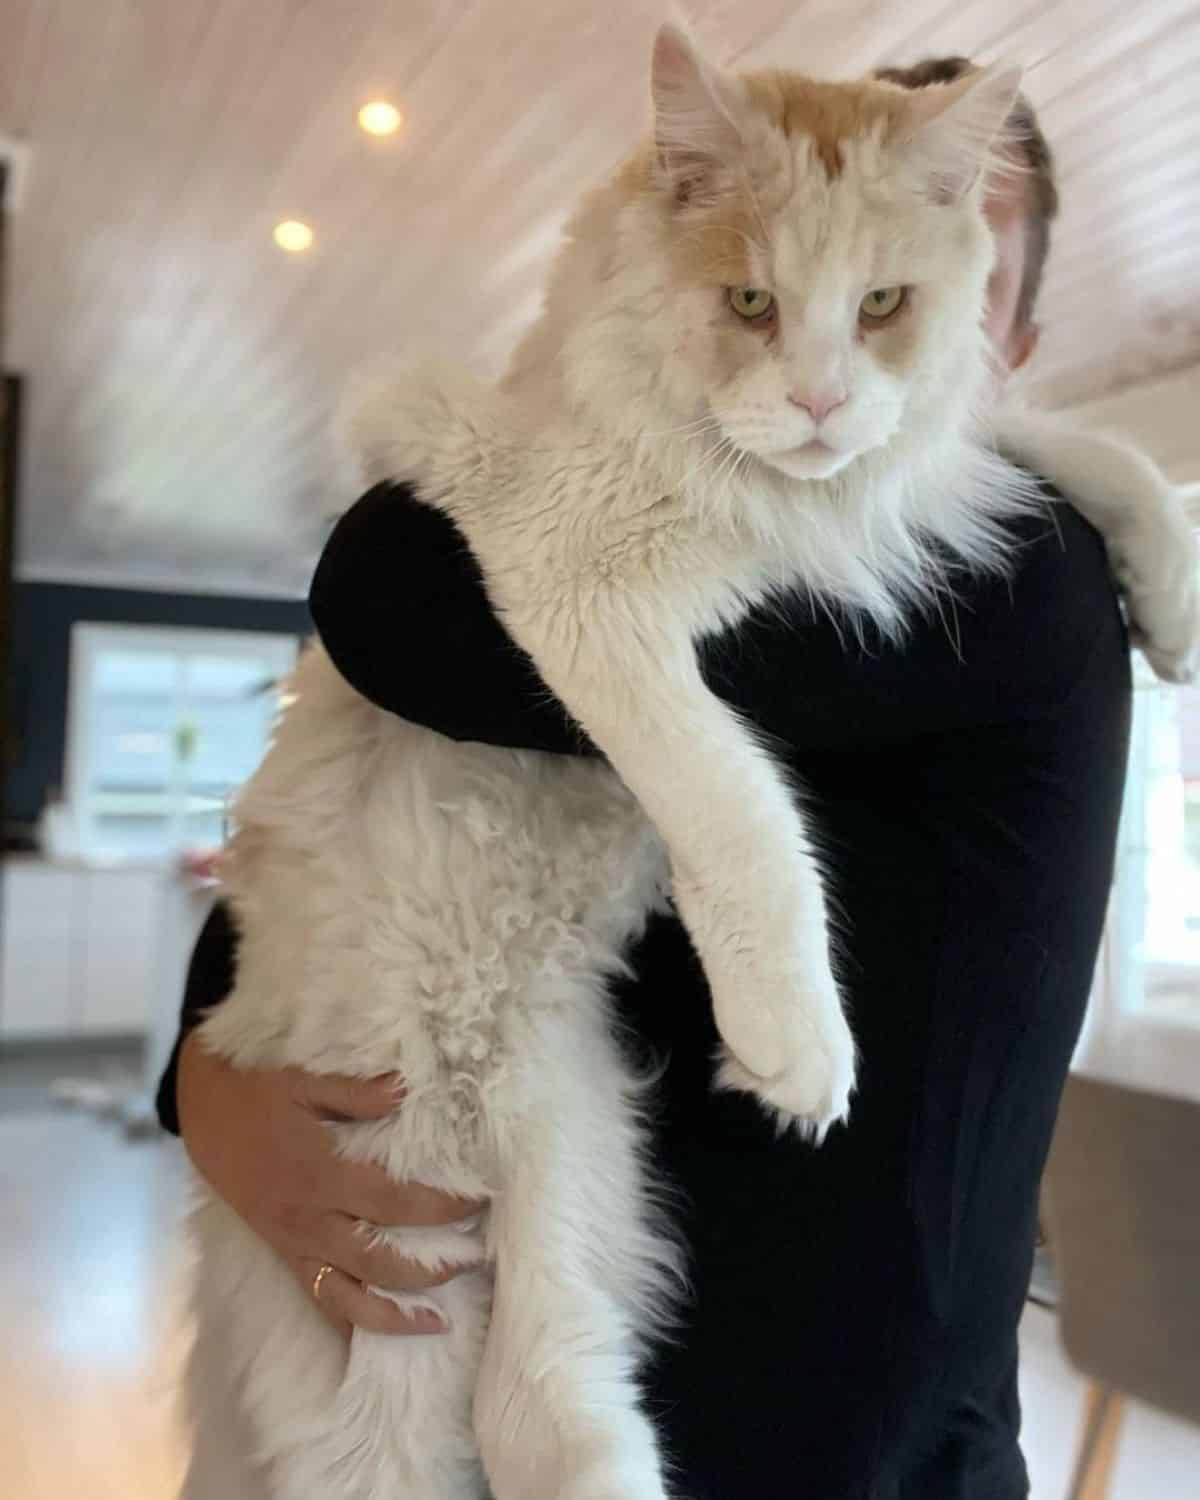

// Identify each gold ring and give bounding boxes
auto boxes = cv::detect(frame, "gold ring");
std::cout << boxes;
[312,1263,335,1302]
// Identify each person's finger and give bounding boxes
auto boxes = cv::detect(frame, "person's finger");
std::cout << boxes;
[325,1215,483,1293]
[294,1070,406,1123]
[300,1259,447,1337]
[331,1160,486,1229]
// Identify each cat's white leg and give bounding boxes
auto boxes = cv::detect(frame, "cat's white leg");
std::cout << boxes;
[998,407,1200,683]
[473,1007,677,1500]
[183,1191,346,1500]
[488,601,856,1133]
[186,1187,492,1500]
[1100,486,1199,684]
[674,794,856,1136]
[299,1268,493,1500]
[182,1271,275,1500]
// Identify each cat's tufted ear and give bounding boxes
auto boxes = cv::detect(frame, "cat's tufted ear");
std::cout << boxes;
[651,23,744,202]
[897,63,1024,203]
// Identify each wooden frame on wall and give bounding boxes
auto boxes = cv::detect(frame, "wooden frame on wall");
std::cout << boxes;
[2,376,23,819]
[2,143,21,832]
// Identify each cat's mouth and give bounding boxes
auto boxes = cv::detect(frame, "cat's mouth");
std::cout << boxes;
[780,439,835,459]
[761,437,854,481]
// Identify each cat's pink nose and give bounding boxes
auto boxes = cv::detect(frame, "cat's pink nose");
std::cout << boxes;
[788,388,847,424]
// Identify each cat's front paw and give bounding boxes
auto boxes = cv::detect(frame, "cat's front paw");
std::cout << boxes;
[710,959,857,1137]
[1113,513,1200,685]
[716,1037,854,1138]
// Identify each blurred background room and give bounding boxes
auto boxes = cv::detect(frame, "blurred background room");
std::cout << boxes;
[1,3,1197,1496]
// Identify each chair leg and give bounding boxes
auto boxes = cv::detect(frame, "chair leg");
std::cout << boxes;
[1067,1382,1127,1500]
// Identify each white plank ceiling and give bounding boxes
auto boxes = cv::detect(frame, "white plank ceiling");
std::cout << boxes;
[3,0,1198,597]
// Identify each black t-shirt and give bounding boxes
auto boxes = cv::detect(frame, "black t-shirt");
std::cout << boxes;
[163,482,1131,1500]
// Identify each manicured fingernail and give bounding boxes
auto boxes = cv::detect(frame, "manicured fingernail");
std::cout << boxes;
[408,1309,448,1335]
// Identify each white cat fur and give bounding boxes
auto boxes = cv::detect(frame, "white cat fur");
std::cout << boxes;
[182,26,1198,1500]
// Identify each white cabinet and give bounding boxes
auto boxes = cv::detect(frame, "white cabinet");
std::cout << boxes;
[0,863,78,1037]
[79,868,161,1033]
[0,858,165,1040]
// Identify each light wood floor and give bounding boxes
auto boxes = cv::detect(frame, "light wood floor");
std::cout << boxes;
[1,1112,191,1500]
[2,1108,1198,1499]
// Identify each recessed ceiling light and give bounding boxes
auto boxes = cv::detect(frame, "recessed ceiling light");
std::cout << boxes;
[357,100,403,137]
[273,220,314,253]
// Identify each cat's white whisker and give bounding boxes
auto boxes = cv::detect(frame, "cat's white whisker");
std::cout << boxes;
[642,414,724,440]
[683,439,740,525]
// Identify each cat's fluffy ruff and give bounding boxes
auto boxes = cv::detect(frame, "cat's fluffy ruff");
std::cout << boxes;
[185,28,1041,1500]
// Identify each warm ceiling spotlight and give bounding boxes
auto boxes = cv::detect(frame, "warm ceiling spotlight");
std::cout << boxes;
[357,100,402,137]
[273,219,314,253]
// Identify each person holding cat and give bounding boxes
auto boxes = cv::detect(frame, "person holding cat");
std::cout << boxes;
[164,54,1169,1500]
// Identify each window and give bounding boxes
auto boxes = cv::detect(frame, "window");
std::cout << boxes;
[66,624,299,862]
[1113,662,1200,1030]
[1068,662,1200,1103]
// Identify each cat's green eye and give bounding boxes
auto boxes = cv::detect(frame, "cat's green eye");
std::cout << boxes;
[728,287,775,321]
[859,286,907,323]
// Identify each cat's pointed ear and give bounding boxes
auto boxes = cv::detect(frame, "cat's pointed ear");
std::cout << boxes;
[898,63,1024,203]
[651,23,743,201]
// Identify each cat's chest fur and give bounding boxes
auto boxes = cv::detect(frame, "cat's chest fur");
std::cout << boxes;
[445,407,787,650]
[212,650,670,1166]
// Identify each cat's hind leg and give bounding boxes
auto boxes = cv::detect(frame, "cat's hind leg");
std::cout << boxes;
[181,1281,275,1500]
[473,1002,680,1500]
[181,1192,330,1500]
[185,1188,493,1500]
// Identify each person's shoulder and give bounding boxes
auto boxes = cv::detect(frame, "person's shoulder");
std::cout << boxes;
[317,481,479,576]
[1000,485,1112,596]
[983,485,1119,635]
[946,484,1127,712]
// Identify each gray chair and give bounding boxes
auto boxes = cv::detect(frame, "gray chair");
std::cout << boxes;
[1043,1074,1200,1498]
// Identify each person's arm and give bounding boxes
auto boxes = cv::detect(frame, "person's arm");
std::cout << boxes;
[155,902,238,1135]
[311,481,598,757]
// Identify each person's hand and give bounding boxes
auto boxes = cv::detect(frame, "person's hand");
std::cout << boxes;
[176,1030,484,1338]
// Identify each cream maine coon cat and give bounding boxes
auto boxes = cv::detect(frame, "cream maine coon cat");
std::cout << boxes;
[182,26,1198,1500]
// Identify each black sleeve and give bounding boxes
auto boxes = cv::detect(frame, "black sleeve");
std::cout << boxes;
[311,482,597,758]
[695,494,1121,755]
[312,482,1114,759]
[155,901,239,1135]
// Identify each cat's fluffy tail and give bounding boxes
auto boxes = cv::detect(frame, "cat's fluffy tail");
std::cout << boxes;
[339,359,503,515]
